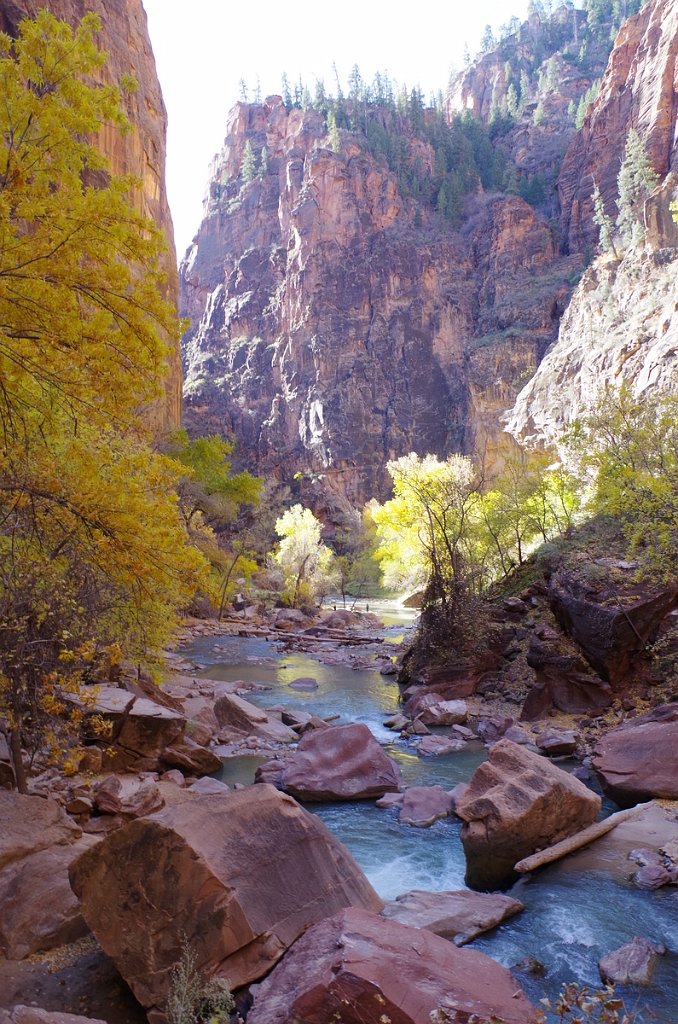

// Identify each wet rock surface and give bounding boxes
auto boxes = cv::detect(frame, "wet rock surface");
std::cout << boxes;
[246,907,535,1024]
[598,936,666,986]
[381,889,524,945]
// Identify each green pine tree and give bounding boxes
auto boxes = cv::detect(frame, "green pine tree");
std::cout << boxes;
[616,128,659,246]
[258,146,268,178]
[241,140,256,183]
[327,110,341,153]
[592,183,618,255]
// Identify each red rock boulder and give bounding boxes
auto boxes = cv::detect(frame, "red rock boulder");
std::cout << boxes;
[381,889,523,945]
[456,739,600,890]
[69,785,382,1020]
[0,793,95,960]
[255,723,402,800]
[247,907,535,1024]
[592,703,678,806]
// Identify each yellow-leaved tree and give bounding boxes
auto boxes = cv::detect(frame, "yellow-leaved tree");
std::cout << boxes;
[0,12,208,790]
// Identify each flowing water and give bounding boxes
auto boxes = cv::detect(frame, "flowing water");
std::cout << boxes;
[183,602,678,1023]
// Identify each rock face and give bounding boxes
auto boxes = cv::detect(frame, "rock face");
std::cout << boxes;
[180,98,574,507]
[507,247,678,449]
[381,889,524,945]
[547,575,678,685]
[69,786,382,1018]
[508,0,678,449]
[592,704,678,805]
[559,0,678,254]
[0,0,181,429]
[247,907,536,1024]
[456,739,601,890]
[255,722,402,800]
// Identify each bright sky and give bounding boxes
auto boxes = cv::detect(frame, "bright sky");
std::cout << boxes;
[143,0,533,258]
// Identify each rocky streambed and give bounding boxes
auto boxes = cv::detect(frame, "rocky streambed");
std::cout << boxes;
[2,601,678,1023]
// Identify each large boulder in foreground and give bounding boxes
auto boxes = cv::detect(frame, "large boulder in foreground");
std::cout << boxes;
[255,723,402,800]
[69,786,381,1019]
[247,907,535,1024]
[592,704,678,805]
[456,739,600,890]
[381,889,523,945]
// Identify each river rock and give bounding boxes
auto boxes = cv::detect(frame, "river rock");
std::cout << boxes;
[255,723,402,801]
[287,676,318,691]
[536,728,578,756]
[214,693,297,744]
[69,786,382,1017]
[418,699,468,726]
[632,863,672,889]
[375,792,404,809]
[381,889,524,944]
[0,835,98,959]
[592,704,678,805]
[477,716,514,744]
[456,739,601,890]
[398,786,454,827]
[159,737,222,775]
[383,713,410,731]
[247,907,535,1024]
[599,936,666,986]
[414,735,466,757]
[504,724,532,744]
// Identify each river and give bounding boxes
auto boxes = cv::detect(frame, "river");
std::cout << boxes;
[182,602,678,1023]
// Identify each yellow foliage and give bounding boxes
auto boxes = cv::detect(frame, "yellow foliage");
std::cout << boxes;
[0,12,209,785]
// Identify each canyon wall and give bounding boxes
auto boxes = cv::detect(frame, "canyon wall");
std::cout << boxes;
[180,100,575,508]
[0,0,181,430]
[508,0,678,447]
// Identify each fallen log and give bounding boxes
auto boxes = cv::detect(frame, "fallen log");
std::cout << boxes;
[514,802,652,874]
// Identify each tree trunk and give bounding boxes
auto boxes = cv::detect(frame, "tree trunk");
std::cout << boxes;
[9,728,28,794]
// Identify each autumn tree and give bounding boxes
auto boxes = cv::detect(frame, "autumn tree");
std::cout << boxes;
[566,386,678,579]
[372,453,484,599]
[0,12,207,789]
[272,505,338,609]
[164,430,261,617]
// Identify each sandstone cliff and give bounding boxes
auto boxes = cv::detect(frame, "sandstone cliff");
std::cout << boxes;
[0,0,181,430]
[508,0,678,448]
[181,99,575,507]
[559,0,678,254]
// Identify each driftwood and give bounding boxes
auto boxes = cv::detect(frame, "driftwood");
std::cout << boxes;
[236,626,384,644]
[514,802,652,874]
